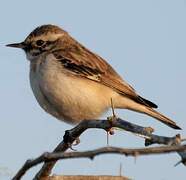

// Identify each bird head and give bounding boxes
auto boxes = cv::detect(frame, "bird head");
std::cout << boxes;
[6,24,67,60]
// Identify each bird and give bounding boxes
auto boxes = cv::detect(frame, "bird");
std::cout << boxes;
[6,24,181,130]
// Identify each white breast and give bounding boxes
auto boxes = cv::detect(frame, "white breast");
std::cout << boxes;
[29,54,119,124]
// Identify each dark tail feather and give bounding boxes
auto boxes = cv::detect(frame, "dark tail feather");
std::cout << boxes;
[138,96,158,108]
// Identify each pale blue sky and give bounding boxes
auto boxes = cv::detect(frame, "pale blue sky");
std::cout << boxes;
[1,0,186,179]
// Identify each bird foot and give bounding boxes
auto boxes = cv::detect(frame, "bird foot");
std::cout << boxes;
[66,137,80,151]
[107,127,115,135]
[72,137,81,146]
[63,130,80,150]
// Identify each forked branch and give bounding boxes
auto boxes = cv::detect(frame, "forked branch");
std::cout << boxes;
[12,118,186,180]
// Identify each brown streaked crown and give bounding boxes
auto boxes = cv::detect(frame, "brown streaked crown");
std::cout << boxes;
[20,25,68,58]
[27,24,67,39]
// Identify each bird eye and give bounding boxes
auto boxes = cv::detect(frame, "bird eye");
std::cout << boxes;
[36,40,44,46]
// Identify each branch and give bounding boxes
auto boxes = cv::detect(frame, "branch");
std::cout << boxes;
[12,117,185,180]
[12,145,186,177]
[44,175,129,180]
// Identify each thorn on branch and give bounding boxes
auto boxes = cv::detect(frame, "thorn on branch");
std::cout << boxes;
[12,117,186,180]
[12,145,186,180]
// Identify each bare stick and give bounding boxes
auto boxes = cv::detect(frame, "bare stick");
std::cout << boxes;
[13,145,186,180]
[12,118,184,180]
[33,118,184,179]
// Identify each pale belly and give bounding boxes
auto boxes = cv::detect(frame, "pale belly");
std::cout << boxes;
[29,63,118,124]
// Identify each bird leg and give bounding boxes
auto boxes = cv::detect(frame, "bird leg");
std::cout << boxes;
[105,98,117,145]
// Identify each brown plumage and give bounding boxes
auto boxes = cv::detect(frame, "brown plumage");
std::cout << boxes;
[6,24,181,129]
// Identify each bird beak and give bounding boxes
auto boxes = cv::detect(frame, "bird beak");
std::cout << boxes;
[6,42,26,49]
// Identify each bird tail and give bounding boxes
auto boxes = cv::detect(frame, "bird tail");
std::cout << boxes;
[143,107,181,129]
[122,99,181,129]
[115,95,181,129]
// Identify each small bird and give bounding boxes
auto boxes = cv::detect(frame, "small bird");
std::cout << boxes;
[7,24,181,129]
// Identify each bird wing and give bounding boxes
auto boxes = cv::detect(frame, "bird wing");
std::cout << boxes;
[52,42,157,108]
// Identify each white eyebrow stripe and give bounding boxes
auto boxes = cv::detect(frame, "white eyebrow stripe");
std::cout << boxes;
[34,33,64,42]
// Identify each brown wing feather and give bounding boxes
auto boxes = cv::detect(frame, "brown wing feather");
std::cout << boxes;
[52,38,157,108]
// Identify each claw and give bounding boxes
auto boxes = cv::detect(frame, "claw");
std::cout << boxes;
[107,127,115,135]
[69,145,77,151]
[68,137,81,151]
[72,137,80,146]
